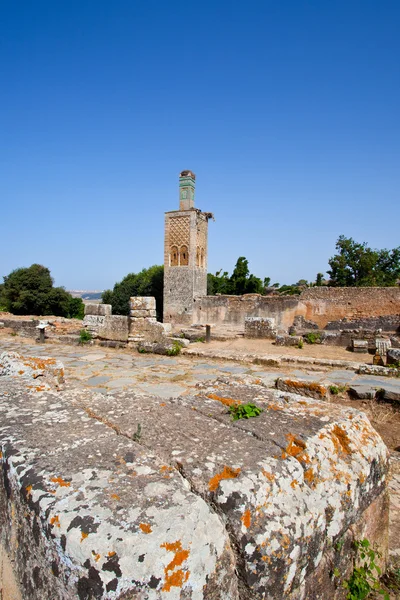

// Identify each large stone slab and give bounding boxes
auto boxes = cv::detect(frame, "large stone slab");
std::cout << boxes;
[97,315,129,342]
[84,304,112,317]
[72,377,389,599]
[0,376,237,599]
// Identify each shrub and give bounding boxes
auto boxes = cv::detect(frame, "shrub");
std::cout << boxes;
[297,338,304,349]
[79,329,92,344]
[305,332,321,344]
[1,264,84,318]
[166,341,182,356]
[339,538,389,599]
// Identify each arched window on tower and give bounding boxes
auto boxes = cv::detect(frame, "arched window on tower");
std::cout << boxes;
[170,246,178,266]
[180,245,189,266]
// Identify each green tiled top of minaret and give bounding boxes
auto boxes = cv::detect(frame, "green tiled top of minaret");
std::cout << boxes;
[179,170,195,210]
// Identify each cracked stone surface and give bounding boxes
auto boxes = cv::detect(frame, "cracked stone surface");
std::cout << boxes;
[0,349,392,599]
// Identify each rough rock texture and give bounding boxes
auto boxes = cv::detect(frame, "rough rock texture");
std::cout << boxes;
[137,340,182,355]
[275,377,328,400]
[84,304,112,317]
[358,364,400,378]
[0,354,390,599]
[275,334,302,347]
[387,348,400,366]
[244,317,276,339]
[97,316,129,342]
[0,351,64,390]
[82,314,105,338]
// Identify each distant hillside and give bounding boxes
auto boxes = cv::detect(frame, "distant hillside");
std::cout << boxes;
[68,291,103,301]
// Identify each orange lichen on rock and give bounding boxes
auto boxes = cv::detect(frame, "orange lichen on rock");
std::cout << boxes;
[160,540,190,592]
[261,469,275,482]
[283,434,309,464]
[81,532,88,542]
[283,379,327,395]
[51,476,71,488]
[50,515,60,527]
[206,393,241,407]
[108,551,116,557]
[241,509,251,528]
[140,523,152,534]
[209,466,241,492]
[331,425,352,455]
[304,468,315,484]
[24,357,56,370]
[92,552,101,562]
[111,493,120,501]
[25,484,32,497]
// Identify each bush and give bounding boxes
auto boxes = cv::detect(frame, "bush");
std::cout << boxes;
[305,332,321,344]
[79,329,92,344]
[166,341,182,356]
[1,264,84,318]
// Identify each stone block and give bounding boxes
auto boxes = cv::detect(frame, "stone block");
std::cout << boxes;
[276,377,328,399]
[275,334,302,347]
[0,355,390,599]
[387,348,400,366]
[244,317,276,339]
[84,303,112,317]
[130,309,152,318]
[352,339,369,353]
[97,315,129,342]
[130,297,156,311]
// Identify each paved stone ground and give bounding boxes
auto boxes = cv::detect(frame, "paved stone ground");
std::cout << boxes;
[1,337,399,563]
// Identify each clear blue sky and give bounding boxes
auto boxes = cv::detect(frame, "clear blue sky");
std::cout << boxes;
[1,1,399,290]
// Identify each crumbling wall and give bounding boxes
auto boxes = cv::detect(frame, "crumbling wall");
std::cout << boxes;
[193,294,301,328]
[300,287,400,328]
[129,297,166,343]
[244,317,276,338]
[83,304,128,342]
[0,319,39,338]
[192,288,400,331]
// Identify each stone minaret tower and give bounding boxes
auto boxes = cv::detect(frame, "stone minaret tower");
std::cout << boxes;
[163,170,212,324]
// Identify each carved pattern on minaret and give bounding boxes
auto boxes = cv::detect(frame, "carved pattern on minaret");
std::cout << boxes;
[169,216,190,247]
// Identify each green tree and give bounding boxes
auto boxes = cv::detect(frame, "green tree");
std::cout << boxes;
[207,270,232,295]
[327,236,400,287]
[207,258,266,296]
[102,265,164,319]
[230,257,264,295]
[1,264,84,317]
[315,273,324,286]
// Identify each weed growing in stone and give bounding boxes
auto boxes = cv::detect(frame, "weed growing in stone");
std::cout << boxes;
[132,424,141,442]
[329,385,348,395]
[229,403,262,421]
[297,338,304,349]
[195,337,205,343]
[79,329,92,344]
[338,538,389,600]
[166,341,182,356]
[305,332,321,344]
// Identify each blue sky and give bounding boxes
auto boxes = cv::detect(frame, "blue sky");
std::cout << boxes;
[1,1,399,290]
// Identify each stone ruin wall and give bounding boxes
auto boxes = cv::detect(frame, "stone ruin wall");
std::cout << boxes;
[192,287,400,330]
[300,286,400,328]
